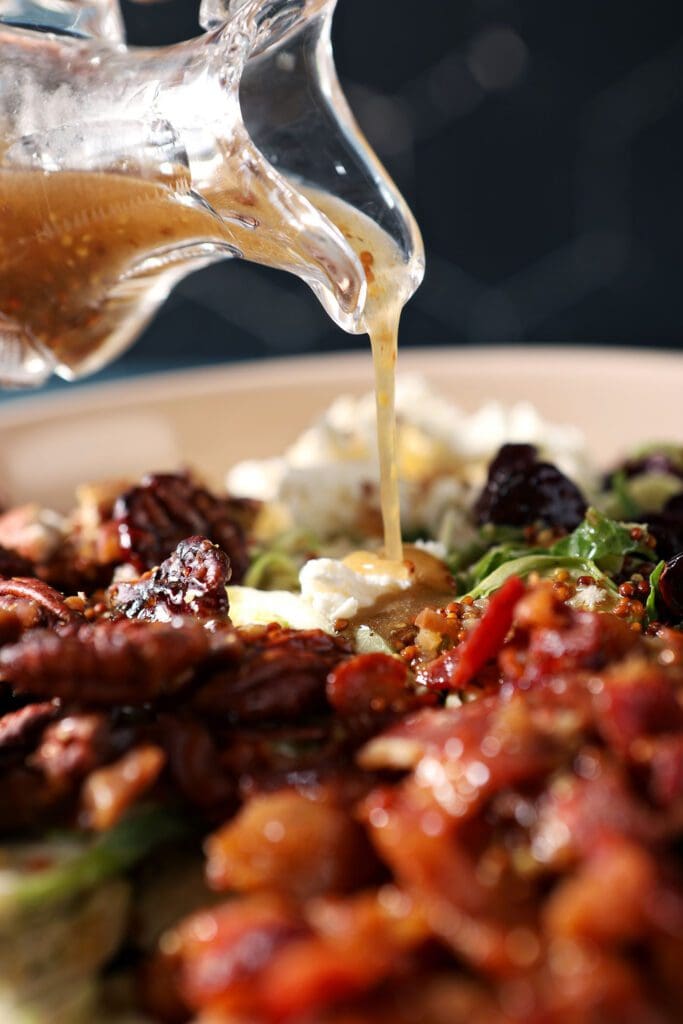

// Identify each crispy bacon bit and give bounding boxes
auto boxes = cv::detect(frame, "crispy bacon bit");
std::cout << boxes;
[205,786,379,900]
[543,839,655,944]
[327,652,431,718]
[80,744,166,830]
[108,535,231,623]
[192,624,351,722]
[0,619,215,704]
[176,898,308,1013]
[112,472,255,580]
[421,575,525,691]
[592,659,683,756]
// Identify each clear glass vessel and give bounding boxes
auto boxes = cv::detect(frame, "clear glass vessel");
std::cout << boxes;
[0,0,424,385]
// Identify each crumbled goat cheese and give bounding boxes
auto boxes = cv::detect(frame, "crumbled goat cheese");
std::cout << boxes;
[569,584,610,612]
[226,377,594,540]
[299,557,412,628]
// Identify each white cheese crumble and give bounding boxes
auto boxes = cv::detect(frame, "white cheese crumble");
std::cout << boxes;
[226,376,594,541]
[299,557,412,628]
[568,584,610,612]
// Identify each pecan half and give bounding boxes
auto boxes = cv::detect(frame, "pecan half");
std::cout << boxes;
[32,712,117,784]
[0,701,57,753]
[0,577,83,630]
[112,473,255,581]
[0,619,216,705]
[108,536,230,623]
[192,624,351,722]
[0,543,34,579]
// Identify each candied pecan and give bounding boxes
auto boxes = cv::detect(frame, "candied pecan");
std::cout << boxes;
[0,543,34,578]
[0,503,64,564]
[0,764,71,832]
[0,700,57,753]
[157,713,235,813]
[0,607,28,645]
[32,712,118,784]
[112,472,255,581]
[108,536,230,623]
[192,624,351,722]
[0,577,83,630]
[80,744,166,829]
[0,619,218,705]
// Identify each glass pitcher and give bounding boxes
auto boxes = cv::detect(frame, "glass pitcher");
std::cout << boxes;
[0,0,424,386]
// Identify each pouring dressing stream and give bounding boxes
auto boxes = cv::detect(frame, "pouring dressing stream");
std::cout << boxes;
[0,0,424,560]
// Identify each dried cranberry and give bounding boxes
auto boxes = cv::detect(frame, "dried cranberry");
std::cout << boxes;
[658,552,683,621]
[112,473,255,581]
[473,444,586,529]
[108,536,231,623]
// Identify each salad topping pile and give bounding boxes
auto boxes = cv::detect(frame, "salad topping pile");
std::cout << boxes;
[0,384,682,1023]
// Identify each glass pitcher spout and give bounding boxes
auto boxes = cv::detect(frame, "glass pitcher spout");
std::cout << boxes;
[0,0,423,384]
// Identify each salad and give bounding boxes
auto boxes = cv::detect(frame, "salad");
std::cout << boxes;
[0,381,682,1023]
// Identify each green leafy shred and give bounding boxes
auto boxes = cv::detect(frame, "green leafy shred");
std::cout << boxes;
[464,508,655,600]
[645,560,666,623]
[0,805,189,917]
[550,507,654,574]
[245,528,321,591]
[608,469,641,519]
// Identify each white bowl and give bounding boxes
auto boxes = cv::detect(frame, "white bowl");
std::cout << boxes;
[0,346,680,509]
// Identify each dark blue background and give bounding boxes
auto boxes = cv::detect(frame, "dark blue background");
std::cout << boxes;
[19,0,683,392]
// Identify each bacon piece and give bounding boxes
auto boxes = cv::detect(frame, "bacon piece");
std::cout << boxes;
[327,652,431,718]
[360,696,564,812]
[421,576,524,691]
[543,839,655,944]
[176,897,308,1015]
[592,659,683,756]
[81,744,166,829]
[205,785,378,900]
